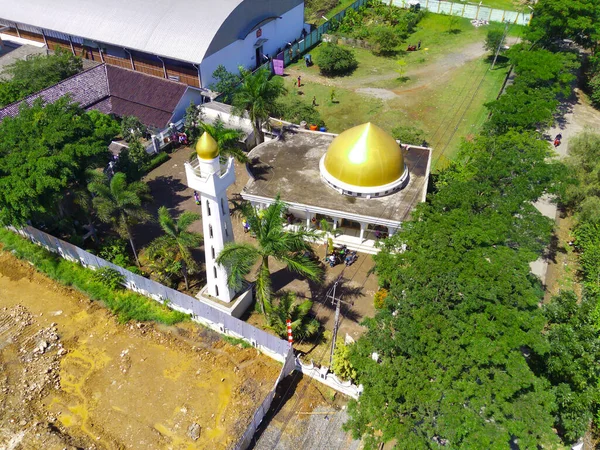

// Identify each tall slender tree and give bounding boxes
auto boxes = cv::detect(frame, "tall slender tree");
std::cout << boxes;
[216,197,322,315]
[147,206,202,290]
[232,67,285,146]
[88,172,152,266]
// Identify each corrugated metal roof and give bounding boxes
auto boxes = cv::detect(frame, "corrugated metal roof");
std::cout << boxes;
[0,0,246,63]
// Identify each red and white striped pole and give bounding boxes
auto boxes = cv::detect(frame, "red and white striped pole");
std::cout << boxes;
[286,319,293,345]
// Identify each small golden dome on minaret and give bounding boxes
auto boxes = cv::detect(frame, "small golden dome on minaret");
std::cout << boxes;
[195,131,219,160]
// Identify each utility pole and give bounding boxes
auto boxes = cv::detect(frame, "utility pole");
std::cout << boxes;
[491,22,510,71]
[328,279,353,366]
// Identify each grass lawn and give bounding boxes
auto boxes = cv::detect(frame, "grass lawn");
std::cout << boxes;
[284,14,512,169]
[476,0,526,10]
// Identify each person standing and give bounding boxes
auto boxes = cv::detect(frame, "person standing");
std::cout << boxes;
[297,75,302,88]
[417,40,421,50]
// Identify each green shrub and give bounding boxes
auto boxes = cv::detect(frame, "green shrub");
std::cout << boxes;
[91,267,125,290]
[588,73,600,108]
[391,125,428,146]
[272,98,325,127]
[315,44,358,77]
[332,342,357,382]
[371,26,402,55]
[143,152,170,172]
[222,335,251,348]
[0,229,187,325]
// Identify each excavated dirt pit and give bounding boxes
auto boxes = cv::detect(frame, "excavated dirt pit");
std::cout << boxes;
[0,250,280,449]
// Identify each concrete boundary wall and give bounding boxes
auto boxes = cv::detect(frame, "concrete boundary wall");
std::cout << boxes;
[8,225,297,450]
[9,226,364,449]
[10,225,291,361]
[295,357,363,400]
[390,0,531,25]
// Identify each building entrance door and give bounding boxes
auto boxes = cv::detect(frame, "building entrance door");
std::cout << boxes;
[255,46,263,69]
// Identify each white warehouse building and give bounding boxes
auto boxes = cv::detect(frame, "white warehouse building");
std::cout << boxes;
[0,0,306,88]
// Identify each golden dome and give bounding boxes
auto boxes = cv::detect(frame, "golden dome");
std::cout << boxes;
[195,131,219,160]
[323,123,404,187]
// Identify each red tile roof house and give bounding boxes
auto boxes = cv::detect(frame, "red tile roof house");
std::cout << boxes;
[0,63,207,130]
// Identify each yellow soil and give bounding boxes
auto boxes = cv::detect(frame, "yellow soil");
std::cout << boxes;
[0,251,280,449]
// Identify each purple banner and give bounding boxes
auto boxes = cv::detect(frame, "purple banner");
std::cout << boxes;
[273,58,284,76]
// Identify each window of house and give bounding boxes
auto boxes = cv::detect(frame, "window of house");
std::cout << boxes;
[211,247,215,259]
[209,225,213,238]
[206,200,211,216]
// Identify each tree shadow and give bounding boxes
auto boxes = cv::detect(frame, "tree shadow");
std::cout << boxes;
[133,175,191,248]
[246,158,272,181]
[248,373,304,449]
[306,276,364,323]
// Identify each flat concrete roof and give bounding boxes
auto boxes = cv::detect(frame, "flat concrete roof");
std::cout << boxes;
[242,131,431,225]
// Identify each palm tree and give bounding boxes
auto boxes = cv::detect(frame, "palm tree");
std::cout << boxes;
[199,119,248,163]
[232,67,286,146]
[88,172,152,266]
[216,197,323,315]
[266,292,320,340]
[147,206,202,290]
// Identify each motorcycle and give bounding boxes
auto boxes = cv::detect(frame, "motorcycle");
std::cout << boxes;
[345,250,358,266]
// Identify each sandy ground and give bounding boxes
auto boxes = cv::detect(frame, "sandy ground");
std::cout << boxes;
[0,250,281,450]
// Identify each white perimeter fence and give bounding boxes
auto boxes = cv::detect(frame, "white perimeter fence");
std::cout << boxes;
[8,225,296,450]
[391,0,531,25]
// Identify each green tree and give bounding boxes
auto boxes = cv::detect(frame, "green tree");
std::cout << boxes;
[527,0,600,49]
[370,26,401,55]
[232,67,285,146]
[0,48,83,107]
[541,290,600,443]
[183,101,204,144]
[345,131,562,448]
[87,110,120,143]
[209,65,242,104]
[272,97,325,127]
[199,119,248,163]
[266,291,320,340]
[147,206,202,290]
[120,116,147,142]
[0,97,109,226]
[484,28,505,54]
[315,43,358,77]
[88,172,152,266]
[216,197,322,315]
[563,130,600,222]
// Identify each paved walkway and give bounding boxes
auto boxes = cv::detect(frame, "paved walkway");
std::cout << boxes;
[530,88,600,288]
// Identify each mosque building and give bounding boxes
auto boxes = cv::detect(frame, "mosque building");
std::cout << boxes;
[242,122,432,254]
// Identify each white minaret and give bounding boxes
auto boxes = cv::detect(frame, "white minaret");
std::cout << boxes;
[184,132,236,302]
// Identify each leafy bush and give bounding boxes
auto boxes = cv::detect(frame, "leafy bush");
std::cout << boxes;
[209,65,241,104]
[391,125,428,146]
[484,28,505,54]
[588,73,600,108]
[97,237,136,270]
[143,152,170,173]
[0,228,187,325]
[371,26,402,55]
[0,48,83,107]
[272,98,325,127]
[91,267,125,290]
[373,288,388,309]
[332,342,357,382]
[315,44,358,77]
[120,116,147,142]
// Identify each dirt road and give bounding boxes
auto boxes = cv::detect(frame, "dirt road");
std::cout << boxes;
[0,250,280,449]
